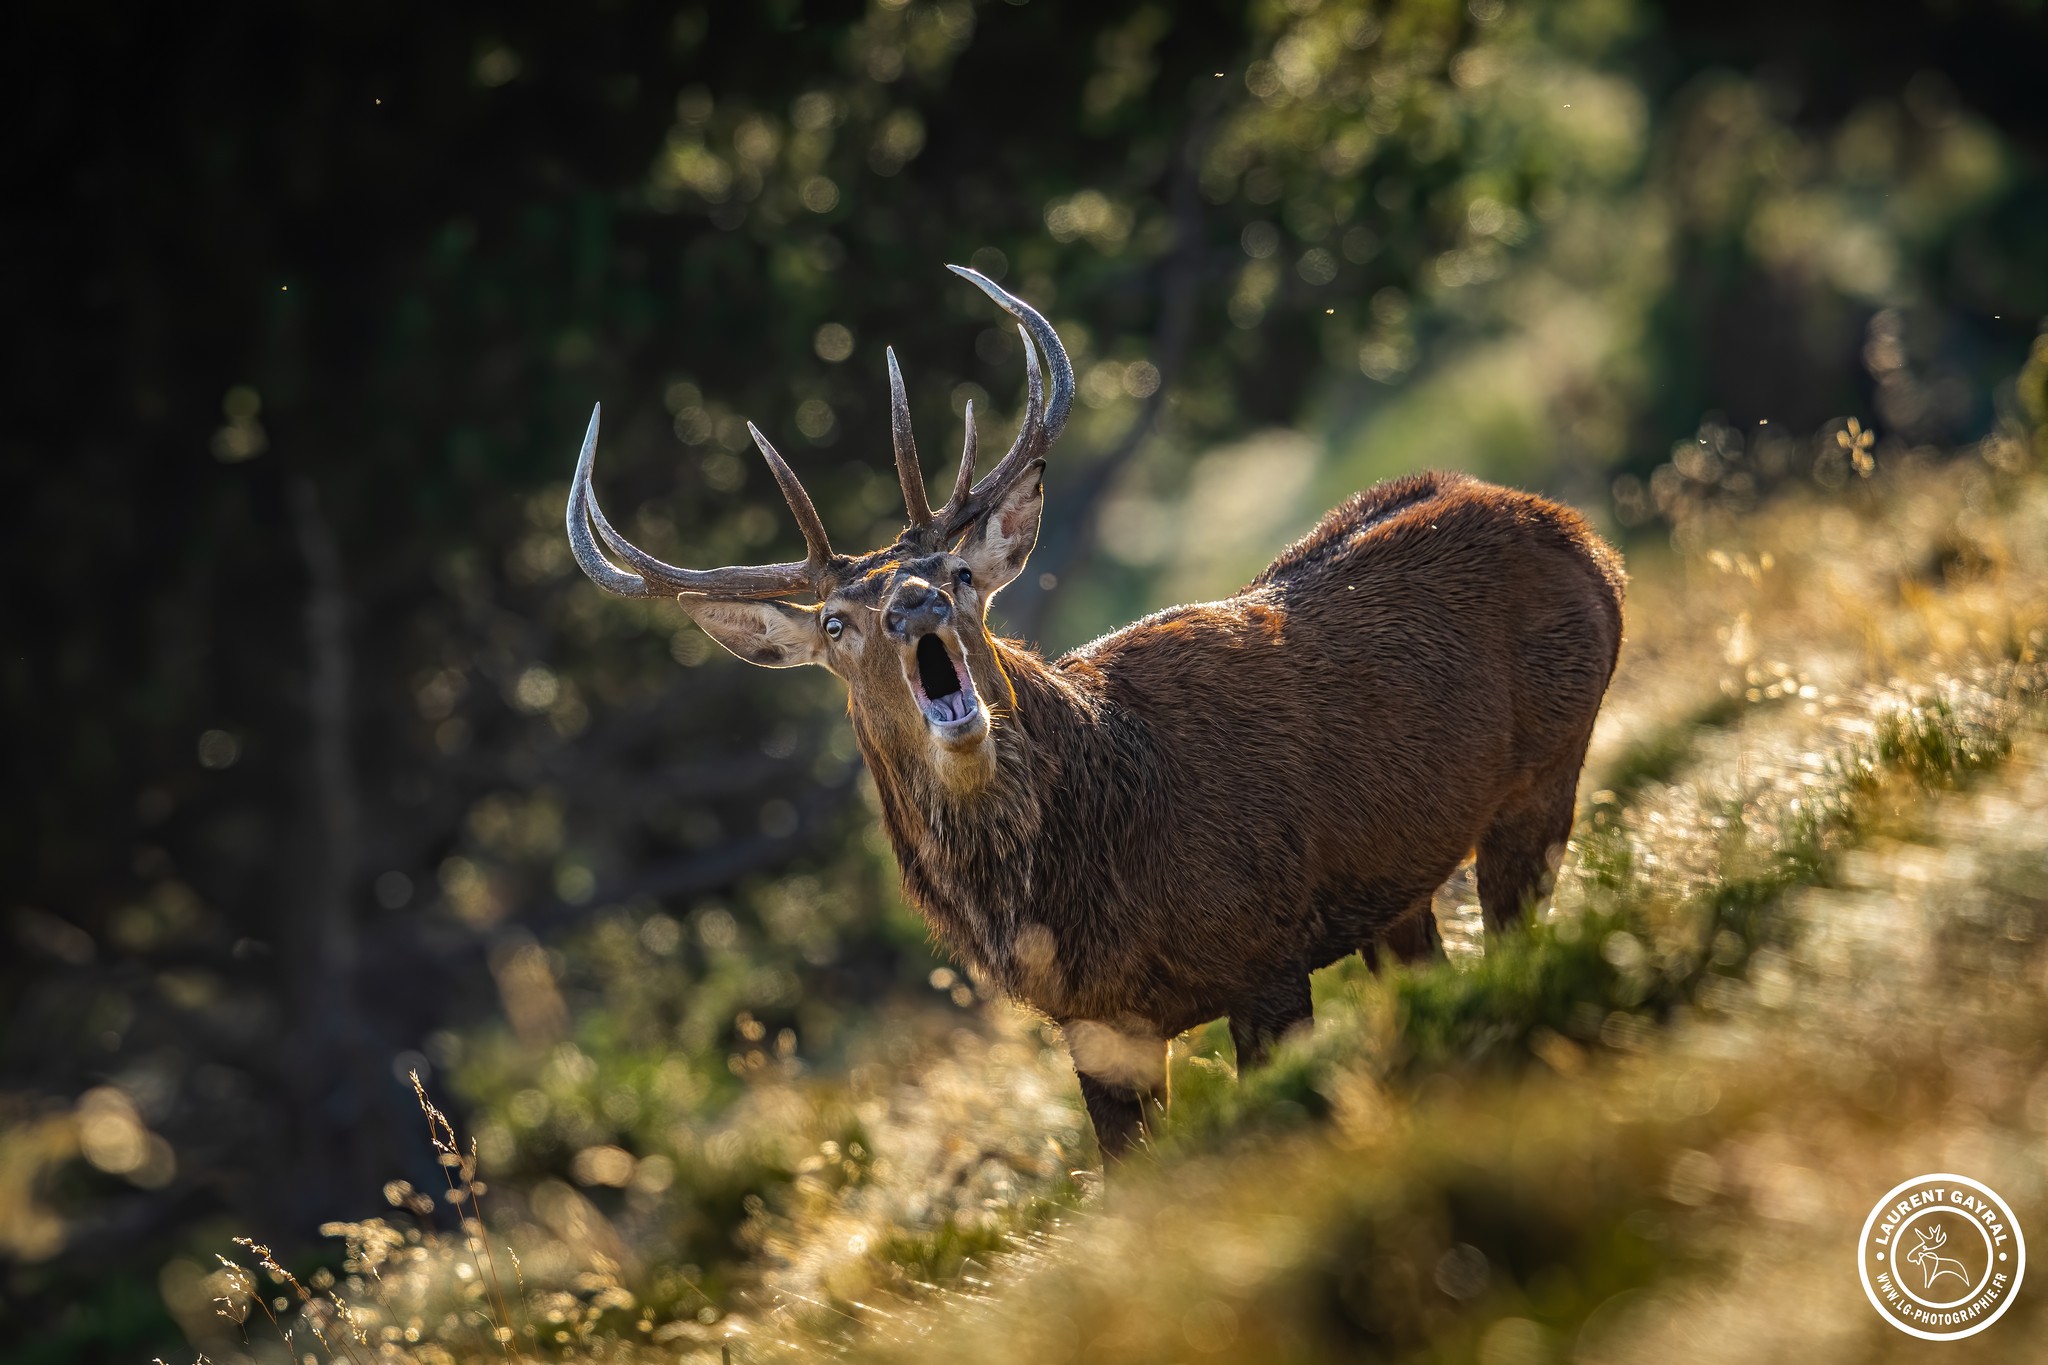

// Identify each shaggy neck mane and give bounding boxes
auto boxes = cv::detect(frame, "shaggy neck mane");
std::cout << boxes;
[852,637,1121,999]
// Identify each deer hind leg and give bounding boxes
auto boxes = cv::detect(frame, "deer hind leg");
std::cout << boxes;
[1228,971,1314,1074]
[1476,752,1587,932]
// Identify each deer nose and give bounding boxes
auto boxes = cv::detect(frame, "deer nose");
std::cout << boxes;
[884,580,949,636]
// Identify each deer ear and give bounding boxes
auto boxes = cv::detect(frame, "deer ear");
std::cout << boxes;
[676,596,825,668]
[956,460,1045,597]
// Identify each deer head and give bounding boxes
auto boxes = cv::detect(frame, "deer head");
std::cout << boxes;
[1908,1224,1949,1261]
[567,266,1074,791]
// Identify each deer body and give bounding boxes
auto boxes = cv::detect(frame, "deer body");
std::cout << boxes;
[568,266,1624,1158]
[866,474,1622,1146]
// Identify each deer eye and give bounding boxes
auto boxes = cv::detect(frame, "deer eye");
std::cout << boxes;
[823,615,845,640]
[955,566,973,587]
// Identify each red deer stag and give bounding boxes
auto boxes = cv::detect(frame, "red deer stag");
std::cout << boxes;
[567,265,1625,1158]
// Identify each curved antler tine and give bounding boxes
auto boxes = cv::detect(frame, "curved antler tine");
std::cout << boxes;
[745,421,835,577]
[937,267,1070,538]
[886,347,933,528]
[1020,322,1045,431]
[564,402,814,601]
[945,263,1073,441]
[946,398,978,514]
[567,404,655,597]
[962,325,1044,502]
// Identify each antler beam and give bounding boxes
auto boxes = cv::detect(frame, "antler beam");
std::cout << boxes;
[566,403,834,601]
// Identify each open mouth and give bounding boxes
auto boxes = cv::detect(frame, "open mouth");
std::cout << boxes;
[910,633,981,731]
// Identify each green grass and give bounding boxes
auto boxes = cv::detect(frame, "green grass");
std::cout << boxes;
[1594,691,1746,802]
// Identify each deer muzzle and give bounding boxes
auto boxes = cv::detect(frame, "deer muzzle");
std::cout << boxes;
[907,629,984,743]
[887,584,985,745]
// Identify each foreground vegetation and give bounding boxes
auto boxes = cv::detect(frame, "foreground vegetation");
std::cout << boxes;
[157,408,2048,1364]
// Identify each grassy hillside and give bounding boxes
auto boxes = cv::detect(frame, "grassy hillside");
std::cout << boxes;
[186,427,2048,1363]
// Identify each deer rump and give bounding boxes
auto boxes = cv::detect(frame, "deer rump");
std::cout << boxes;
[566,266,1625,1159]
[884,470,1625,1056]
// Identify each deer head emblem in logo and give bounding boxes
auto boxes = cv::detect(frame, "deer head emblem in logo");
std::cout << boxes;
[1905,1222,1970,1292]
[1860,1173,2025,1340]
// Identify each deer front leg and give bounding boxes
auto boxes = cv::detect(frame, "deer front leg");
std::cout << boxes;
[1228,972,1314,1074]
[1075,1067,1147,1161]
[1066,1022,1168,1162]
[1375,895,1442,968]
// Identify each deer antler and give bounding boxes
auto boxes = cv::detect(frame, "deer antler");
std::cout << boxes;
[948,398,978,513]
[1927,1225,1947,1250]
[566,403,838,601]
[887,346,934,531]
[933,265,1075,543]
[569,266,1073,594]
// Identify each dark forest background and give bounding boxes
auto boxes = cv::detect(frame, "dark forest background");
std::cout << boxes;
[4,0,2046,1357]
